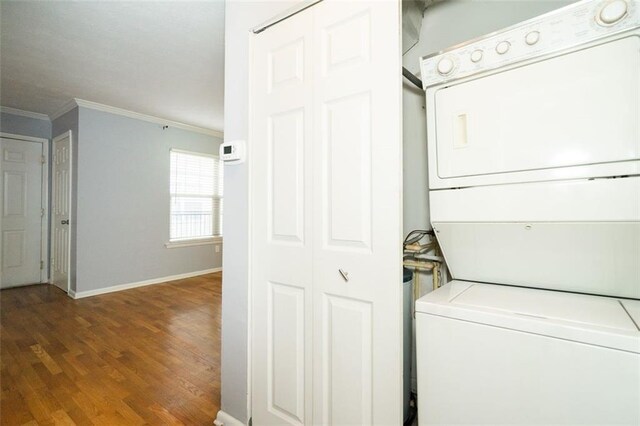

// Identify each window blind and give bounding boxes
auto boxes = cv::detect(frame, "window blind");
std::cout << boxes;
[170,149,223,241]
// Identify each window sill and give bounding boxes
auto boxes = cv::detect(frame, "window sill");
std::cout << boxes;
[165,237,223,249]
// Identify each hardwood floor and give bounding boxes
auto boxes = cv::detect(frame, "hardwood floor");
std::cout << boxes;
[0,273,222,425]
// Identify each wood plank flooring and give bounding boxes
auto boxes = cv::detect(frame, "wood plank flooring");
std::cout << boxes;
[1,273,222,425]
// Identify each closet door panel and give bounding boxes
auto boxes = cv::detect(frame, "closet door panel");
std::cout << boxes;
[322,294,373,424]
[251,8,314,425]
[323,92,372,251]
[312,1,403,425]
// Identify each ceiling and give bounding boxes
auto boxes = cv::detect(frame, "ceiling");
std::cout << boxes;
[0,1,225,131]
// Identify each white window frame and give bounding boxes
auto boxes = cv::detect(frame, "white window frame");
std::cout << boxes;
[165,148,223,249]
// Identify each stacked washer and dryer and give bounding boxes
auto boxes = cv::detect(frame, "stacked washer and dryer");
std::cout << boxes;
[416,0,640,424]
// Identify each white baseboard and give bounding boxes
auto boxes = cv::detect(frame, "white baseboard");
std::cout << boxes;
[70,267,222,299]
[214,410,245,426]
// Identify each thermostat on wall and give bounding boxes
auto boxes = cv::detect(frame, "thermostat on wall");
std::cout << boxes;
[220,140,246,164]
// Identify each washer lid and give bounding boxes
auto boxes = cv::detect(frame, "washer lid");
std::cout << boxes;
[416,281,640,353]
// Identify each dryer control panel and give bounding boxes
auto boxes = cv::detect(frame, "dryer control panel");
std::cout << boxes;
[420,0,639,88]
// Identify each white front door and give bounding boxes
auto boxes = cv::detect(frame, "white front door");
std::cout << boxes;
[51,132,72,292]
[1,138,44,288]
[251,1,402,424]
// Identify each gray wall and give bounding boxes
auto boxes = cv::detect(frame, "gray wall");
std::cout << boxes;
[2,106,221,293]
[52,107,80,291]
[222,1,302,422]
[403,82,429,237]
[0,111,51,140]
[74,107,223,293]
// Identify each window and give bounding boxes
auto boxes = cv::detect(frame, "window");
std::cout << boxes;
[169,149,223,243]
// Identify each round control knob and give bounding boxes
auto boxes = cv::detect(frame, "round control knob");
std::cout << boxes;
[437,57,455,75]
[599,0,628,24]
[496,41,511,55]
[525,31,540,45]
[470,50,483,63]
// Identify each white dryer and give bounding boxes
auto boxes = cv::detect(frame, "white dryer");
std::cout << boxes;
[416,0,640,424]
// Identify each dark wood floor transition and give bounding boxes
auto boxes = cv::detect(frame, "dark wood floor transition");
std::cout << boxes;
[1,273,222,425]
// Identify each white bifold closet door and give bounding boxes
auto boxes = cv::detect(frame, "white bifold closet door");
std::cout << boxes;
[251,1,402,425]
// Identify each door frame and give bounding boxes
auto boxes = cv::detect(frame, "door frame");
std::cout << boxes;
[0,132,50,287]
[50,130,73,293]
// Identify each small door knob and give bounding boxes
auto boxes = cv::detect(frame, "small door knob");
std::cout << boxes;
[61,220,69,225]
[338,269,349,282]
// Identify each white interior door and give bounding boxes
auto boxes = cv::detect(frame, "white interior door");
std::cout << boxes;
[51,132,72,292]
[251,8,314,425]
[251,1,402,425]
[1,138,45,288]
[311,1,402,424]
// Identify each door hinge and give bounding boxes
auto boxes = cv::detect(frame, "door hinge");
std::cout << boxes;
[41,155,46,164]
[41,208,45,217]
[40,260,44,270]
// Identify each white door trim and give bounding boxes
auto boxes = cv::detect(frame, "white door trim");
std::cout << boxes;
[0,132,48,144]
[50,130,73,293]
[0,132,49,286]
[246,29,256,425]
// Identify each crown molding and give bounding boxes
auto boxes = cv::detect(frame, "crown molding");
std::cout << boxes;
[49,99,78,121]
[50,99,223,138]
[0,106,51,121]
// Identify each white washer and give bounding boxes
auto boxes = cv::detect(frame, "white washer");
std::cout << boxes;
[416,282,640,425]
[417,0,640,424]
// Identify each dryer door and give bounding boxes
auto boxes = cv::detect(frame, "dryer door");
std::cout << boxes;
[432,34,639,185]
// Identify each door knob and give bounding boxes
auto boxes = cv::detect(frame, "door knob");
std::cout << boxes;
[338,269,349,282]
[61,220,69,225]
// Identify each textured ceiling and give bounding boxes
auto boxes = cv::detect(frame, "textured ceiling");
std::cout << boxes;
[0,0,225,131]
